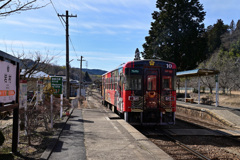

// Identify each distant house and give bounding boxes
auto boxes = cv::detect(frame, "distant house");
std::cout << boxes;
[94,79,102,88]
[20,69,50,79]
[20,71,82,97]
[20,70,50,92]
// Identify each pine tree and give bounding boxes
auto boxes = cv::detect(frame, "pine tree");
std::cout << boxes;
[206,19,229,53]
[84,71,92,82]
[142,0,206,70]
[134,48,141,60]
[229,20,235,34]
[236,20,240,31]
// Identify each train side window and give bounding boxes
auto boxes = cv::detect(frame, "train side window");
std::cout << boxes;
[147,75,156,91]
[163,76,172,89]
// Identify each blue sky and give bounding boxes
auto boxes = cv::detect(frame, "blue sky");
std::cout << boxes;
[0,0,240,72]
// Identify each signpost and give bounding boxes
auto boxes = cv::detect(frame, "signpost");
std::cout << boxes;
[51,77,63,123]
[19,80,27,135]
[0,50,20,153]
[51,77,62,95]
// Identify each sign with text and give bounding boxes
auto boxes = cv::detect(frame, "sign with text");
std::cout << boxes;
[0,61,17,103]
[51,77,62,95]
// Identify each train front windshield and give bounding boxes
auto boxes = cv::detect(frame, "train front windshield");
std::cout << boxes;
[125,69,142,91]
[125,75,142,90]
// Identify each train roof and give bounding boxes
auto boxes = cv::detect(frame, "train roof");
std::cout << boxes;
[124,59,175,66]
[102,59,176,76]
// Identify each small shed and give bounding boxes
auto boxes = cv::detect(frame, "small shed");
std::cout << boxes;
[177,69,220,106]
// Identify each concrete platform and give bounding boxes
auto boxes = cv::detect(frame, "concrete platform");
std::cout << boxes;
[46,97,173,160]
[82,106,173,160]
[177,101,240,130]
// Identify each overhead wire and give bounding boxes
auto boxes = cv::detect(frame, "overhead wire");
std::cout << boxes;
[49,0,65,30]
[67,1,81,61]
[49,0,79,65]
[49,0,66,62]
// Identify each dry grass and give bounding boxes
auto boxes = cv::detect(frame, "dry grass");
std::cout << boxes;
[189,91,240,108]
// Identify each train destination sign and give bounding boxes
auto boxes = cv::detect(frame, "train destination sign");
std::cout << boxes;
[0,61,17,103]
[131,69,140,74]
[51,77,63,95]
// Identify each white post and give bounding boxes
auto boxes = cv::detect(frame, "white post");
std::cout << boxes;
[25,104,27,135]
[185,78,187,100]
[198,76,200,104]
[36,81,38,109]
[51,94,53,128]
[60,94,63,119]
[215,74,219,107]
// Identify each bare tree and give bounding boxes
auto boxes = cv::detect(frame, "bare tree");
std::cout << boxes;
[0,0,48,17]
[11,49,54,79]
[200,76,215,94]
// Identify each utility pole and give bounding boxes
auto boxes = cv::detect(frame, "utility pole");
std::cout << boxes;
[58,10,77,99]
[77,56,85,97]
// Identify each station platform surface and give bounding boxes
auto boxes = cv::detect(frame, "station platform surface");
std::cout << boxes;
[177,101,240,129]
[47,96,173,160]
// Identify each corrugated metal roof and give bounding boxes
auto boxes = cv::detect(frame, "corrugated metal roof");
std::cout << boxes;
[177,69,220,77]
[20,69,49,78]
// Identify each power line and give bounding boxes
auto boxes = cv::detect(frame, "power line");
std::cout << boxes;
[49,0,78,63]
[49,0,65,30]
[50,1,79,68]
[69,36,78,58]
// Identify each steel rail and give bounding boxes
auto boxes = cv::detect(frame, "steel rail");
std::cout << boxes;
[162,131,211,160]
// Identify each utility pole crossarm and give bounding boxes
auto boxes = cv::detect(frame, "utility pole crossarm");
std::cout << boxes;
[58,14,77,18]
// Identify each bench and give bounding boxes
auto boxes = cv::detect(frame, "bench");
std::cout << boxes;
[201,97,213,105]
[185,98,194,103]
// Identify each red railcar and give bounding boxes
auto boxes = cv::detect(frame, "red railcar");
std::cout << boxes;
[102,59,176,125]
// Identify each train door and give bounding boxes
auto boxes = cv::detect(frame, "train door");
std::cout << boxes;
[117,72,123,112]
[143,68,160,123]
[144,69,160,110]
[160,68,176,124]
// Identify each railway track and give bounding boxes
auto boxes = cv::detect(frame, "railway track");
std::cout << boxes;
[160,130,211,160]
[136,126,212,160]
[134,120,240,160]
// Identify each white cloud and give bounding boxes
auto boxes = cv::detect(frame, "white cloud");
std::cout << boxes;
[4,20,28,26]
[0,40,62,48]
[75,21,149,30]
[54,0,154,14]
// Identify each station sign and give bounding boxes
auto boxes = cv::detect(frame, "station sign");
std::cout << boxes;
[51,77,63,95]
[0,61,17,103]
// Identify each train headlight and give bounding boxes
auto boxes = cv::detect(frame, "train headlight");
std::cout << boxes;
[128,96,139,101]
[165,96,175,101]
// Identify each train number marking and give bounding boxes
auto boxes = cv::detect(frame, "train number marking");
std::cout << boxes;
[166,64,172,69]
